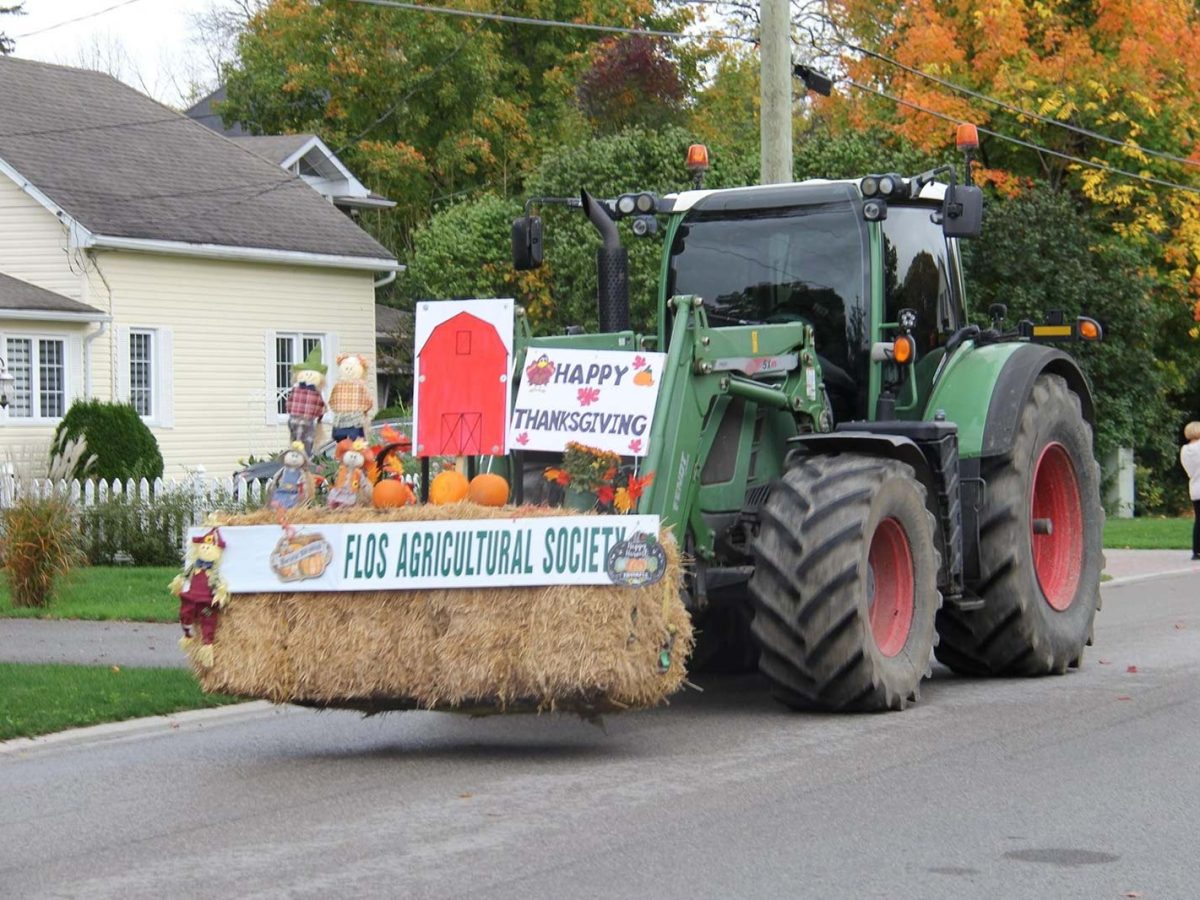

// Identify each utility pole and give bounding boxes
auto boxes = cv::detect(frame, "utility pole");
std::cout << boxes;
[759,0,793,184]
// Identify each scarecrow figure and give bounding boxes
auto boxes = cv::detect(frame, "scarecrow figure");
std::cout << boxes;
[329,352,374,442]
[327,438,375,508]
[268,441,316,510]
[170,528,229,669]
[286,346,327,456]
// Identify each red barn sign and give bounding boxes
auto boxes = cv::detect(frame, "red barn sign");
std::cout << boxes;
[412,300,513,457]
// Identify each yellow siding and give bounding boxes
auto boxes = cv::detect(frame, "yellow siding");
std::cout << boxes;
[93,250,378,477]
[0,175,81,299]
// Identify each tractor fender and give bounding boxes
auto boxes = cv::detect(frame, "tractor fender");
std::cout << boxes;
[924,342,1095,459]
[787,432,930,481]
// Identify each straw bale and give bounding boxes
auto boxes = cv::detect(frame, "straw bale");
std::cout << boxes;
[186,504,693,715]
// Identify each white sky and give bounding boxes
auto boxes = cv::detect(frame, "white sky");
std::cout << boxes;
[7,0,223,107]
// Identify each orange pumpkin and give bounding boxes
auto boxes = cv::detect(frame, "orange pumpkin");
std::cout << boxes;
[429,469,470,505]
[468,472,510,507]
[633,367,654,387]
[372,479,416,508]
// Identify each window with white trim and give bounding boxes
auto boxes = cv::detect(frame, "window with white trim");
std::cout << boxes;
[3,336,66,421]
[274,332,327,416]
[129,330,154,418]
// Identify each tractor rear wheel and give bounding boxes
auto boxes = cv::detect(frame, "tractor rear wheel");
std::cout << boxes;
[749,455,941,711]
[935,374,1103,676]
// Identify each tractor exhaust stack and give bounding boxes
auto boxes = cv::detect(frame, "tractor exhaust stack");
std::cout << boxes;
[581,189,630,332]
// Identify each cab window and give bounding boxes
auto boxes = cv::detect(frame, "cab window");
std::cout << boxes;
[881,206,961,352]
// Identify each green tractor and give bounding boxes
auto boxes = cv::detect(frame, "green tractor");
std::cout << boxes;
[504,146,1104,712]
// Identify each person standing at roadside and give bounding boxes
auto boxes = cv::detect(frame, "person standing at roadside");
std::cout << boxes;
[1182,421,1200,560]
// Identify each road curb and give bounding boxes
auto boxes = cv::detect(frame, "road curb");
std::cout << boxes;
[0,700,281,758]
[1102,566,1199,588]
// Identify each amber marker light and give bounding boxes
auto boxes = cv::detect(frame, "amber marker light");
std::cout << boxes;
[686,143,710,172]
[1078,317,1103,341]
[893,334,915,365]
[956,123,980,151]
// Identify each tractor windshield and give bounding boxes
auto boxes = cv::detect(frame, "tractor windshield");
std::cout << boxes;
[667,201,871,414]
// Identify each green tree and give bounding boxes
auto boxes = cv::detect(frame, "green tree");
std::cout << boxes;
[404,125,759,333]
[219,0,692,254]
[0,3,23,55]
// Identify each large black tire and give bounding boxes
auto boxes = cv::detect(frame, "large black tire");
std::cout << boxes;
[749,455,941,711]
[935,373,1103,676]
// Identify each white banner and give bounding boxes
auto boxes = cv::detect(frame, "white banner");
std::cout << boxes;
[190,516,663,593]
[509,348,666,456]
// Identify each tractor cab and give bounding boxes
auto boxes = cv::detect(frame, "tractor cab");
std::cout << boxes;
[659,177,972,424]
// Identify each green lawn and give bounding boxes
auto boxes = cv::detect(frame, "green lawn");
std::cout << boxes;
[0,566,177,623]
[1103,516,1193,550]
[0,663,239,741]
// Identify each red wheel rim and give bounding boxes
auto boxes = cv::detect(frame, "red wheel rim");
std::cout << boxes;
[1031,442,1083,611]
[867,517,915,658]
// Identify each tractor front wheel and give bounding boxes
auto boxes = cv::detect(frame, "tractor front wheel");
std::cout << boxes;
[935,373,1103,676]
[749,455,941,711]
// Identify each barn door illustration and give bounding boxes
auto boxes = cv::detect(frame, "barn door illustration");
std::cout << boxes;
[440,413,483,455]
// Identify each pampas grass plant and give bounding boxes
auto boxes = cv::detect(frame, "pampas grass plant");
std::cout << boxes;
[1,436,92,607]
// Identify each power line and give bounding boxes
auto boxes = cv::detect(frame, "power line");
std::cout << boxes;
[342,0,748,42]
[0,114,187,140]
[836,38,1200,171]
[842,77,1200,197]
[15,0,148,39]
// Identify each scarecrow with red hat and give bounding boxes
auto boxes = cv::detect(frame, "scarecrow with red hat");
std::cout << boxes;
[170,527,230,668]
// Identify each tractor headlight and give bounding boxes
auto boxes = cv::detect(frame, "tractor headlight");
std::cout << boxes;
[861,176,880,197]
[863,198,888,222]
[635,192,656,213]
[616,194,637,215]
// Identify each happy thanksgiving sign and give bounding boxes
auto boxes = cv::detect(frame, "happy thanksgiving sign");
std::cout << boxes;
[508,348,666,457]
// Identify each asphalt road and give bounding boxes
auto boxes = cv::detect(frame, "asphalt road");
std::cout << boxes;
[2,573,1197,900]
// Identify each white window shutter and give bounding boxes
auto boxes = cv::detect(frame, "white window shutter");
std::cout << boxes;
[265,330,279,426]
[115,326,130,405]
[158,327,174,428]
[67,333,84,406]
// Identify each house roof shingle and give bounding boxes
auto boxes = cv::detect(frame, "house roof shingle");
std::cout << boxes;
[0,57,394,263]
[0,271,106,316]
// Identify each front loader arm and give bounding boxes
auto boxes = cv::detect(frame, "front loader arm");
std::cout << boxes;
[638,296,829,556]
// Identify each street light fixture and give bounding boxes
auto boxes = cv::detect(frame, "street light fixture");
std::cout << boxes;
[0,356,15,410]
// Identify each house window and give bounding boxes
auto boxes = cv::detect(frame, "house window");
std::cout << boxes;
[129,330,154,417]
[274,332,326,415]
[3,336,66,421]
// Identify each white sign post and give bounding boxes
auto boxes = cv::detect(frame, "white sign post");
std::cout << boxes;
[508,348,666,457]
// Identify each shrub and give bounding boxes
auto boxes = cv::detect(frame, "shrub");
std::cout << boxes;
[52,400,164,481]
[1,494,84,607]
[79,489,197,567]
[0,436,91,607]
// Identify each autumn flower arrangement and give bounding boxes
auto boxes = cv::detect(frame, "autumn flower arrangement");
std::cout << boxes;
[545,442,653,513]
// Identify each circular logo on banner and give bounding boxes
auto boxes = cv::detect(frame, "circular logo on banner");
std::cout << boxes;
[606,532,667,587]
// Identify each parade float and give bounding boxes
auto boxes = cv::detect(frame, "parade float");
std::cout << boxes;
[173,299,691,717]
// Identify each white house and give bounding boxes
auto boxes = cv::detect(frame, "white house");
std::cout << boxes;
[0,57,402,476]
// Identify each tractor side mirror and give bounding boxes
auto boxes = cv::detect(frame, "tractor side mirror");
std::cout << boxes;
[511,215,543,270]
[942,184,983,239]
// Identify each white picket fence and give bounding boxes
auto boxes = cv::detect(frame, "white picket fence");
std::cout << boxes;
[0,473,269,512]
